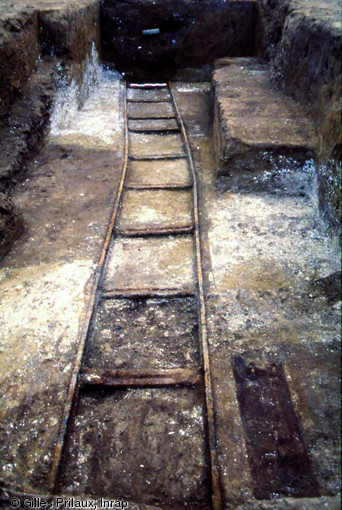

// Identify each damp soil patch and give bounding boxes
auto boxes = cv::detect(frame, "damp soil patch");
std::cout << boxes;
[128,117,180,132]
[127,88,171,102]
[128,101,175,120]
[57,386,210,509]
[84,297,200,371]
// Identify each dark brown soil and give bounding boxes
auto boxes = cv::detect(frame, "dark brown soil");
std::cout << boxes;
[101,0,257,80]
[57,386,210,509]
[84,297,201,371]
[0,193,24,262]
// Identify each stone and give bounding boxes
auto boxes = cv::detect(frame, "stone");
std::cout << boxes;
[212,58,317,179]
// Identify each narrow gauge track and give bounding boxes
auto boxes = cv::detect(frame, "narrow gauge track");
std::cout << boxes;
[48,82,222,510]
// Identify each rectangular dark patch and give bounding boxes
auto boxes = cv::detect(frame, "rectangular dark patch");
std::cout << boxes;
[232,357,319,499]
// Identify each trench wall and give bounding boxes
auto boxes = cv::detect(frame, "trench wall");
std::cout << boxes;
[256,0,341,229]
[0,0,100,258]
[0,0,100,189]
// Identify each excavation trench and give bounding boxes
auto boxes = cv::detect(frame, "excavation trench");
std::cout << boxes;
[0,2,341,509]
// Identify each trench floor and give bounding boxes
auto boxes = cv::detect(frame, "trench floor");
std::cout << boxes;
[0,77,340,509]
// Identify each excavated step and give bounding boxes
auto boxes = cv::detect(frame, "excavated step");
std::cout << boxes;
[212,57,317,181]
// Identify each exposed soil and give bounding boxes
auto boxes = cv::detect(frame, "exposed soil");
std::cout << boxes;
[102,236,196,293]
[256,0,341,228]
[0,0,101,255]
[58,386,210,508]
[117,189,193,233]
[0,0,340,255]
[84,297,201,371]
[0,193,24,259]
[0,1,340,507]
[0,67,124,492]
[212,57,317,179]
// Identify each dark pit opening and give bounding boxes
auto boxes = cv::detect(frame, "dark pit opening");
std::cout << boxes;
[100,0,258,80]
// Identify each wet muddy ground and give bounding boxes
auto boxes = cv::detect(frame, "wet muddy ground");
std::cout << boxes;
[58,386,210,508]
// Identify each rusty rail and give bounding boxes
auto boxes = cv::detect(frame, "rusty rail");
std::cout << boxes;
[169,82,222,510]
[116,224,194,236]
[100,287,197,299]
[48,81,130,492]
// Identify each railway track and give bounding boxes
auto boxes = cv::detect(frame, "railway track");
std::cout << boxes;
[46,82,222,509]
